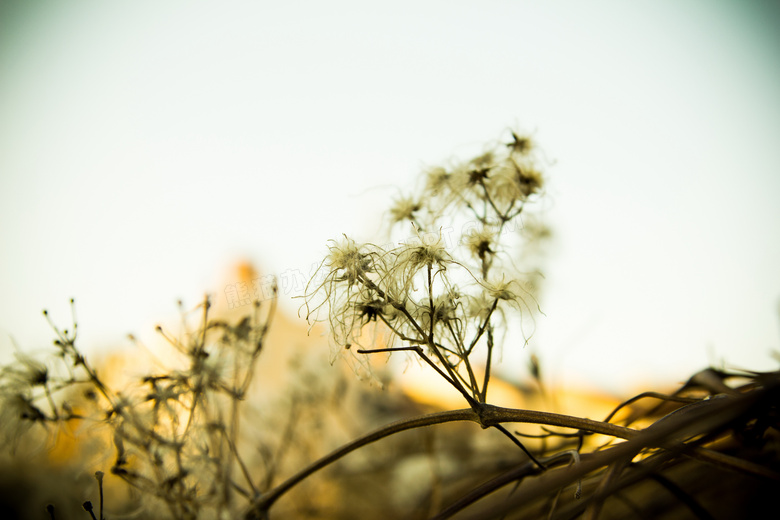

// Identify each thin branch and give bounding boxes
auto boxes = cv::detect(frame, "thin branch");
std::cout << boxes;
[446,320,479,397]
[357,346,463,397]
[465,298,499,356]
[358,265,479,407]
[602,391,698,425]
[376,312,425,344]
[222,425,258,497]
[492,423,545,468]
[479,324,495,402]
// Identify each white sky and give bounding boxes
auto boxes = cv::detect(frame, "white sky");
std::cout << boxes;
[1,1,779,394]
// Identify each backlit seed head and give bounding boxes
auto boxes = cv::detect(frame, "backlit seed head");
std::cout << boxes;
[507,132,533,154]
[424,166,450,195]
[326,236,372,286]
[389,195,421,224]
[464,226,497,260]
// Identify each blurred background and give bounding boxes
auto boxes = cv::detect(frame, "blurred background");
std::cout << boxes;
[1,0,779,394]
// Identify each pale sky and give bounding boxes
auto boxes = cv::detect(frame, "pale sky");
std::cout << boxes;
[1,1,779,393]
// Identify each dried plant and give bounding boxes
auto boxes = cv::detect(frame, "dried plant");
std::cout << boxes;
[1,294,279,519]
[2,131,778,520]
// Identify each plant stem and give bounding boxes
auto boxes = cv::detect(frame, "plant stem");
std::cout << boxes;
[480,325,494,402]
[242,406,638,517]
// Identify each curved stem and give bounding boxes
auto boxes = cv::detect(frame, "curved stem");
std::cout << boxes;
[242,406,638,518]
[243,409,477,516]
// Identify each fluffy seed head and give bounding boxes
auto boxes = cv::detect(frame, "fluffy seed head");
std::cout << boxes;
[464,226,497,260]
[326,236,372,286]
[389,195,421,224]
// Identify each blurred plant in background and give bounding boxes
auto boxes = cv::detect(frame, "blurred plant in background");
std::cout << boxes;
[0,295,281,519]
